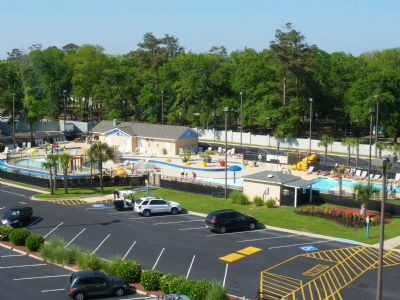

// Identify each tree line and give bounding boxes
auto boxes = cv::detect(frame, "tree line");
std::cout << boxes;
[1,23,400,141]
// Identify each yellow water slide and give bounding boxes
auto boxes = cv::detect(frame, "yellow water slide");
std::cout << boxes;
[290,153,318,171]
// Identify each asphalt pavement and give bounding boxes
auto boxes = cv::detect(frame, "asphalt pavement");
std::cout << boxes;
[1,183,400,299]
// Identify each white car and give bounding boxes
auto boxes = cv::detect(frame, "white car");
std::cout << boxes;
[134,196,182,217]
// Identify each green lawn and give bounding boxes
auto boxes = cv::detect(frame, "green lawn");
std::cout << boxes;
[34,186,133,199]
[135,188,400,245]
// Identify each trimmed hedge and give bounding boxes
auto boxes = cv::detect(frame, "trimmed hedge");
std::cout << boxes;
[141,270,163,291]
[25,234,44,251]
[160,273,179,293]
[116,260,142,283]
[168,276,187,294]
[0,225,13,241]
[191,279,213,300]
[9,228,30,246]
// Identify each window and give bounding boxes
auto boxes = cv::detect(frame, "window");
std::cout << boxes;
[141,200,148,205]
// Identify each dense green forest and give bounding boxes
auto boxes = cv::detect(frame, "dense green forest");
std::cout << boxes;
[1,23,400,140]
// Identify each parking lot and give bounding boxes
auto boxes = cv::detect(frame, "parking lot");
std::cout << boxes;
[1,183,400,299]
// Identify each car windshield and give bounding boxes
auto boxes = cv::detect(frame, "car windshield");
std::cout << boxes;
[5,209,21,217]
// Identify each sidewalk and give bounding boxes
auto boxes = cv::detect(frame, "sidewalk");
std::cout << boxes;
[374,235,400,250]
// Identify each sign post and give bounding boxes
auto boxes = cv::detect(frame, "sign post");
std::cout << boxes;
[366,216,370,239]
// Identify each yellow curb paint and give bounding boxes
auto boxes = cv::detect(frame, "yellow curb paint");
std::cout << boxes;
[237,246,262,256]
[219,253,245,263]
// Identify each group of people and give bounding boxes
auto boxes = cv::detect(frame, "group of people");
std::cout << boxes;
[180,168,197,180]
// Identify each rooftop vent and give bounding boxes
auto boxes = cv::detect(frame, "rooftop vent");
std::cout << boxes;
[267,174,274,178]
[113,119,120,126]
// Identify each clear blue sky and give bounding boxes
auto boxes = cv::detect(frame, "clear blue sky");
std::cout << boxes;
[1,0,399,58]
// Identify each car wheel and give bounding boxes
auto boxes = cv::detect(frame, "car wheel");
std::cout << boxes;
[143,209,151,217]
[115,288,125,297]
[249,222,256,230]
[219,226,226,234]
[75,292,85,300]
[170,207,178,215]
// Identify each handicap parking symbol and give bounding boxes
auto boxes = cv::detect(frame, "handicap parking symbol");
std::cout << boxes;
[92,204,105,208]
[299,245,319,252]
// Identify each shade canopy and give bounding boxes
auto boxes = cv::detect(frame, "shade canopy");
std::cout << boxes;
[228,165,242,172]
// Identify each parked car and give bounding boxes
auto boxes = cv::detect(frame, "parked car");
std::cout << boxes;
[205,209,258,234]
[1,206,33,227]
[134,196,181,217]
[66,271,129,300]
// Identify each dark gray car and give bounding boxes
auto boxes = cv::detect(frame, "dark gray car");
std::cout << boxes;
[66,271,129,300]
[1,206,32,227]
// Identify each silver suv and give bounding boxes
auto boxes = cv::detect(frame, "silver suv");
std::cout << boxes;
[134,196,182,217]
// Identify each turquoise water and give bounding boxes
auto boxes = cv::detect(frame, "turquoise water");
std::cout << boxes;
[15,157,46,169]
[312,177,399,193]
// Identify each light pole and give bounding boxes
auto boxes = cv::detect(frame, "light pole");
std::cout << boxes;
[12,92,16,145]
[373,155,397,300]
[309,98,313,154]
[224,106,229,200]
[63,90,67,132]
[88,97,93,128]
[161,90,164,125]
[368,107,375,184]
[374,95,379,158]
[240,91,243,146]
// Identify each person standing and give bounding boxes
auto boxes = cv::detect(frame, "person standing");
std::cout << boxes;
[180,168,184,179]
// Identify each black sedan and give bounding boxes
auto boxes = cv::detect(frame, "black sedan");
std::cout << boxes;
[66,271,129,300]
[205,209,258,234]
[1,206,33,227]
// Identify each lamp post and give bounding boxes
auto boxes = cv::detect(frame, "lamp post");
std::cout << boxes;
[368,107,375,184]
[224,106,229,200]
[88,97,93,126]
[309,98,313,154]
[374,95,379,158]
[63,90,67,132]
[373,155,397,300]
[161,90,164,125]
[12,92,16,145]
[240,91,243,146]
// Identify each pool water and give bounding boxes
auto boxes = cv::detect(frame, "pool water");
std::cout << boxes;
[15,157,46,169]
[312,177,400,193]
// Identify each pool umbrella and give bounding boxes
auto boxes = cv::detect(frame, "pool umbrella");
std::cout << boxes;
[228,165,242,183]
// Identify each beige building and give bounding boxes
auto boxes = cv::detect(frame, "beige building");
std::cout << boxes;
[242,170,313,207]
[90,120,198,156]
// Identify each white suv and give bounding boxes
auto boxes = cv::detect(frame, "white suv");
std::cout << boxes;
[134,196,182,217]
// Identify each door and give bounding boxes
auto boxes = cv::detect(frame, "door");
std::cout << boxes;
[155,199,169,213]
[137,139,145,153]
[231,212,248,229]
[92,277,108,296]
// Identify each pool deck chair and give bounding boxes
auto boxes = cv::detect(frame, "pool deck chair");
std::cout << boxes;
[394,173,400,185]
[307,166,314,174]
[354,169,362,179]
[217,147,222,155]
[229,148,235,156]
[359,171,368,180]
[372,174,382,182]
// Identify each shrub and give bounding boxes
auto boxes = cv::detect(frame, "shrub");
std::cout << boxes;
[205,282,227,300]
[168,276,187,294]
[40,237,80,265]
[77,252,102,270]
[229,191,250,205]
[0,225,13,241]
[9,228,30,246]
[160,273,179,293]
[176,278,195,295]
[116,259,142,283]
[141,270,163,291]
[25,234,44,251]
[190,279,212,300]
[101,256,123,276]
[266,199,275,208]
[253,196,264,207]
[59,246,80,265]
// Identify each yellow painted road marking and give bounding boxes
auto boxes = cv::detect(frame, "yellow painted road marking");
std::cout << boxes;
[237,246,262,255]
[303,264,330,277]
[219,253,244,262]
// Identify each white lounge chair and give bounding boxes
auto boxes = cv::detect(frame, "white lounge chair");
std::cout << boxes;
[354,170,362,179]
[217,147,222,154]
[226,149,232,155]
[359,171,368,180]
[307,166,314,174]
[26,142,31,149]
[372,174,382,182]
[230,148,236,156]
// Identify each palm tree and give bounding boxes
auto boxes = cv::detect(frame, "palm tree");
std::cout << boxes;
[352,137,363,167]
[353,183,378,216]
[42,154,58,195]
[87,143,114,192]
[59,152,72,194]
[341,137,353,166]
[333,165,346,196]
[87,150,96,187]
[318,135,334,166]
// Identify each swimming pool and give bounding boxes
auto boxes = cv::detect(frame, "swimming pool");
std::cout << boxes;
[312,177,399,193]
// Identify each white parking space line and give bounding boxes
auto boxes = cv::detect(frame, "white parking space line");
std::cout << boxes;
[0,263,46,269]
[123,241,137,260]
[14,274,70,281]
[41,289,65,293]
[186,255,196,279]
[87,207,113,210]
[267,240,332,250]
[0,189,27,197]
[108,211,135,215]
[179,226,206,231]
[152,248,165,270]
[154,219,204,226]
[236,234,298,243]
[92,234,111,254]
[1,254,26,258]
[43,222,64,239]
[0,206,5,210]
[27,216,43,228]
[129,214,190,220]
[65,228,86,247]
[206,228,268,237]
[222,263,229,287]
